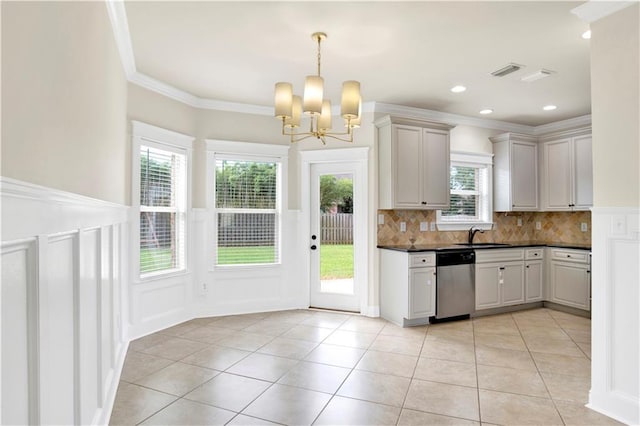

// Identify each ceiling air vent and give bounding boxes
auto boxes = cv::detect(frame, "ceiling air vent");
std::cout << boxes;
[521,69,555,82]
[490,63,523,77]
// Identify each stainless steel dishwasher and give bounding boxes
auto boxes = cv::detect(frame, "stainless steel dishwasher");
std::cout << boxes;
[435,249,475,320]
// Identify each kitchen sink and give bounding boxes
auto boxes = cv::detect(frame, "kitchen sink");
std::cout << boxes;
[456,243,511,247]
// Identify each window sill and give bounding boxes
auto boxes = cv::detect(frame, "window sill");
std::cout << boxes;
[138,268,190,283]
[209,262,282,273]
[436,222,494,232]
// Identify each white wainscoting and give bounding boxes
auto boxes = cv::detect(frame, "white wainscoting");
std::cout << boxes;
[1,178,128,426]
[589,207,640,425]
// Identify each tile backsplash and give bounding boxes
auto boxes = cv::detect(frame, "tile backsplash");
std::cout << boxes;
[377,210,591,246]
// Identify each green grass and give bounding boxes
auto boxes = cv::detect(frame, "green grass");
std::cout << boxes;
[320,244,353,279]
[140,247,173,273]
[141,244,354,279]
[217,246,276,265]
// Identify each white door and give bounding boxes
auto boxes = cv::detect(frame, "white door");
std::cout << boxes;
[309,162,361,312]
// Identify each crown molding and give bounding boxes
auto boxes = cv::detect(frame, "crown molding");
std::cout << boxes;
[373,102,535,134]
[105,0,136,78]
[571,1,637,23]
[106,1,592,135]
[196,98,273,116]
[533,114,592,136]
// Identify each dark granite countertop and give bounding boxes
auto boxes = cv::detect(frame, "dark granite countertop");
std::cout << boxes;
[377,240,591,252]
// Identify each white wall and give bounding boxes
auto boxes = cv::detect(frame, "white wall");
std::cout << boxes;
[590,4,640,208]
[588,4,640,425]
[1,179,128,426]
[1,2,128,205]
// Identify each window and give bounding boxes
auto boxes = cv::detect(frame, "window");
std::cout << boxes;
[437,152,493,230]
[133,122,192,278]
[208,140,289,267]
[214,158,280,265]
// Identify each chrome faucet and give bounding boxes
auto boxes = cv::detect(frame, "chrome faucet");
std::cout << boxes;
[468,227,484,244]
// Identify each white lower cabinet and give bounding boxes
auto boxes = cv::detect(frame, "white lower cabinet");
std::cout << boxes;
[409,266,436,319]
[475,249,525,311]
[525,248,544,302]
[525,260,544,302]
[476,261,524,310]
[549,248,591,311]
[380,250,436,326]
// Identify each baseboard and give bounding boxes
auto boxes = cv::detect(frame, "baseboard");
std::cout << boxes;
[95,340,129,426]
[362,305,380,317]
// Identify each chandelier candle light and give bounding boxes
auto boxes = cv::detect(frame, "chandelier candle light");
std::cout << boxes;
[274,32,362,144]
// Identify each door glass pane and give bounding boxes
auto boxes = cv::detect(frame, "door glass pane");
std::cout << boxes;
[319,173,354,294]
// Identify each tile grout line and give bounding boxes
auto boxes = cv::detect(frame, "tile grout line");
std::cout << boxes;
[395,323,430,426]
[473,315,483,424]
[514,309,568,426]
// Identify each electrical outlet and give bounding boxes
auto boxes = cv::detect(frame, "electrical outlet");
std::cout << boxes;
[517,217,523,227]
[400,222,407,232]
[378,214,384,225]
[430,222,436,232]
[420,222,428,232]
[581,222,588,232]
[536,221,542,230]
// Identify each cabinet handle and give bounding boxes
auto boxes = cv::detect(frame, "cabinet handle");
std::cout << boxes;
[499,267,505,270]
[421,201,427,205]
[422,259,426,263]
[587,270,591,273]
[526,265,530,268]
[534,253,539,256]
[567,255,571,258]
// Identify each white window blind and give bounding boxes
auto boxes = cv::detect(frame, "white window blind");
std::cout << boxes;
[441,164,489,221]
[139,145,186,275]
[214,158,280,266]
[437,152,493,230]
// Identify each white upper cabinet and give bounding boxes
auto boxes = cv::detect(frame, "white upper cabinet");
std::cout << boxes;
[491,133,539,211]
[540,128,592,211]
[376,115,454,210]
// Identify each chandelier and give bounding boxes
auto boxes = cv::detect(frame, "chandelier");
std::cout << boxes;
[274,32,362,144]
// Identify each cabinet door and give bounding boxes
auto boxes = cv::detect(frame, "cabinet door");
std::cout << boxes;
[476,263,501,310]
[393,125,423,208]
[573,135,593,209]
[525,261,543,302]
[501,262,525,306]
[408,267,435,318]
[550,261,591,310]
[511,142,538,210]
[543,139,572,210]
[422,129,450,208]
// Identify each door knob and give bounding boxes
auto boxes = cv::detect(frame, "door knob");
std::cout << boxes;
[310,245,317,250]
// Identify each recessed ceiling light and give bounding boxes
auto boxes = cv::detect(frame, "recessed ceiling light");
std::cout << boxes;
[543,105,557,111]
[582,30,592,39]
[479,109,493,115]
[451,85,467,93]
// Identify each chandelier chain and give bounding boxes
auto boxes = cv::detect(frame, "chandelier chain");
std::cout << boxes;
[316,35,322,76]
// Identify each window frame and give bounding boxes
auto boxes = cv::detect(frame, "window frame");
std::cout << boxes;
[437,151,494,231]
[132,121,193,281]
[206,140,289,271]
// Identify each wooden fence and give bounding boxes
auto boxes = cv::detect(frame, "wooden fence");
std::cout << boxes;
[321,213,353,244]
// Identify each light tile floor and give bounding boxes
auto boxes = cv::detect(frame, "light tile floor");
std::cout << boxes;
[110,308,622,426]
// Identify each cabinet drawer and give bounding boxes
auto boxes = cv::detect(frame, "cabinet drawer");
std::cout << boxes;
[525,248,544,260]
[475,248,524,263]
[550,249,589,264]
[410,253,435,267]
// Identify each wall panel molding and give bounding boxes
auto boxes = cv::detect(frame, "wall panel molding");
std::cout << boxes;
[589,207,640,425]
[1,179,128,426]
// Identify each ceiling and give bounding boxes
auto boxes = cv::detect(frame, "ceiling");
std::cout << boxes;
[123,1,592,126]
